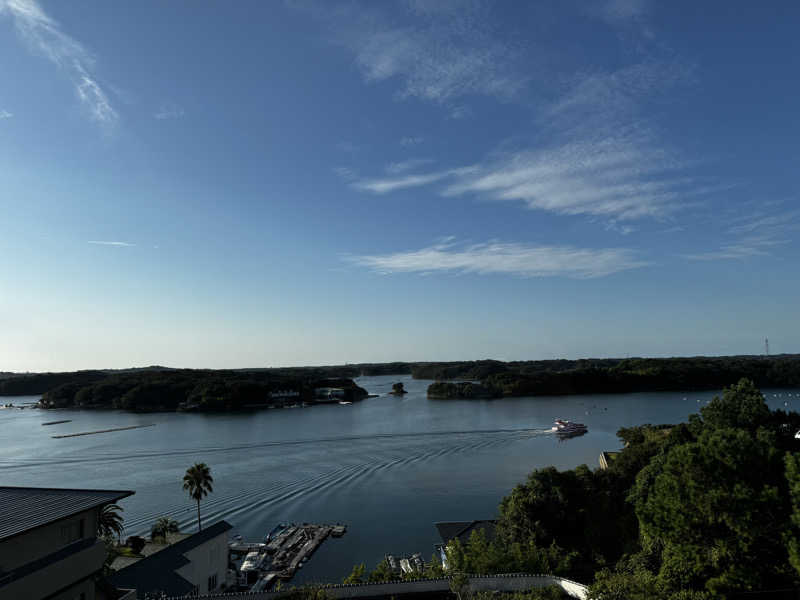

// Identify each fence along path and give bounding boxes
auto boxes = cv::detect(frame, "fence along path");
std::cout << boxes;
[166,573,589,600]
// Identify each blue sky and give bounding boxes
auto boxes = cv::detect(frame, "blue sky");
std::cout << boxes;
[1,0,798,371]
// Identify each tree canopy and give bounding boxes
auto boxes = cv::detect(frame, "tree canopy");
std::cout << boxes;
[431,379,800,599]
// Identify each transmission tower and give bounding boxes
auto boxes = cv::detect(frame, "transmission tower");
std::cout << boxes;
[765,337,770,356]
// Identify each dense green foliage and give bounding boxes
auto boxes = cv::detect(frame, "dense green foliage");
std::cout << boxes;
[428,382,497,399]
[421,355,800,397]
[150,516,180,541]
[9,355,800,407]
[343,555,446,583]
[443,379,800,598]
[32,369,367,411]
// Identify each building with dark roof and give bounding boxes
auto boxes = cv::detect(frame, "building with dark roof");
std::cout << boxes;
[108,520,233,598]
[434,520,497,570]
[435,520,497,546]
[0,486,134,600]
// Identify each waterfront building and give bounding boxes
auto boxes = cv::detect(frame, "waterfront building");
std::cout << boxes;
[108,520,232,597]
[434,520,497,570]
[0,486,135,600]
[314,387,346,402]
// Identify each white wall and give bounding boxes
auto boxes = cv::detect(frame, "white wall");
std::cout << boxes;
[174,531,229,594]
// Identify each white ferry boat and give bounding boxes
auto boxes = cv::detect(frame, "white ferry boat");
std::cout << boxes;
[552,419,588,436]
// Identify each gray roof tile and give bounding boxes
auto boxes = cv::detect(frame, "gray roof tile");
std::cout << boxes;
[0,486,134,541]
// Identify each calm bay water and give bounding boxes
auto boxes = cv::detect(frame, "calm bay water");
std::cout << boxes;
[2,374,798,583]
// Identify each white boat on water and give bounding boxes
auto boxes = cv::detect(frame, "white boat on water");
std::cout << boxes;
[552,419,588,436]
[338,401,352,405]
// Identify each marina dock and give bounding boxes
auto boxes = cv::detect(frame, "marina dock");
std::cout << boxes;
[231,523,346,591]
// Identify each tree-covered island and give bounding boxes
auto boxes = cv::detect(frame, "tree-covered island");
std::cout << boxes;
[423,355,800,398]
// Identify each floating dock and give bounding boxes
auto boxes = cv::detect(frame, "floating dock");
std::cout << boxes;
[51,423,156,438]
[231,523,346,591]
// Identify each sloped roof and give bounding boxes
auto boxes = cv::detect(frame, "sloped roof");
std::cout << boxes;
[109,520,232,597]
[435,520,497,545]
[0,486,134,541]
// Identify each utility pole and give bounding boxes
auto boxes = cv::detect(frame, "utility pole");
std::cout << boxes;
[765,337,770,356]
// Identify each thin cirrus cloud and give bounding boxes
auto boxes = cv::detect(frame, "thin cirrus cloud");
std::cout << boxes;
[0,109,12,119]
[154,103,185,120]
[685,208,800,261]
[385,158,434,174]
[88,240,135,247]
[348,239,649,279]
[0,0,117,124]
[682,237,787,261]
[543,61,692,135]
[295,0,530,105]
[352,167,474,195]
[348,57,705,222]
[349,131,703,220]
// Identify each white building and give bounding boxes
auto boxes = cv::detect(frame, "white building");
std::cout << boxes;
[109,520,232,597]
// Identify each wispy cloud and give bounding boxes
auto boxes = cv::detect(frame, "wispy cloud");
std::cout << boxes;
[345,50,703,223]
[685,207,800,261]
[348,239,648,279]
[442,131,702,220]
[0,109,12,119]
[400,136,424,147]
[332,166,358,181]
[0,0,117,125]
[154,103,185,120]
[595,0,650,25]
[448,105,472,120]
[350,129,704,220]
[683,237,787,261]
[727,209,800,236]
[352,166,478,195]
[352,170,456,194]
[544,61,691,134]
[385,158,434,174]
[88,240,135,247]
[296,1,530,105]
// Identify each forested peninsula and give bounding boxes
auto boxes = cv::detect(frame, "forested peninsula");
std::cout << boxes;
[0,368,368,412]
[2,354,799,411]
[424,355,800,398]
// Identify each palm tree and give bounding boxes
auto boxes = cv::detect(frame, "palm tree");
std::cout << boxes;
[150,516,180,541]
[183,462,213,531]
[98,503,125,541]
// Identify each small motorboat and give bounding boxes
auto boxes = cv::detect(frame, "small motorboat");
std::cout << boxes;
[552,419,588,437]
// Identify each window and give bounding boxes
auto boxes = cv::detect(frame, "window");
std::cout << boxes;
[207,573,218,591]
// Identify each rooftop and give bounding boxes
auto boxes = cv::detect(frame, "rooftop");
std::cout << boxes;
[108,520,233,597]
[435,520,497,545]
[0,486,135,542]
